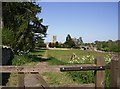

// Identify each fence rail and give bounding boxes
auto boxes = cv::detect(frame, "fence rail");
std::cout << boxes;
[0,66,60,73]
[0,65,110,73]
[60,65,110,71]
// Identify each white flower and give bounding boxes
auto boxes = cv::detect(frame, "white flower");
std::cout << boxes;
[82,58,85,61]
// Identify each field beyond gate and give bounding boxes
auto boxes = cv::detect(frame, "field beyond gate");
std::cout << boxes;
[1,49,119,89]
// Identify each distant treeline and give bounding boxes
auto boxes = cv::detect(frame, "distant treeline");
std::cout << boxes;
[38,34,120,53]
[48,39,120,52]
[48,34,120,52]
[94,40,120,52]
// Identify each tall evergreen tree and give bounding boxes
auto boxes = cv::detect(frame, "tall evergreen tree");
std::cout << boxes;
[2,2,48,54]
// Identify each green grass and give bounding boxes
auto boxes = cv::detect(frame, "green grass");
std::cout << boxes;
[28,49,45,57]
[41,72,79,86]
[46,49,109,65]
[45,49,111,87]
[66,71,94,84]
[47,57,67,65]
[105,69,110,88]
[6,73,18,86]
[12,55,32,66]
[12,49,46,66]
[7,49,46,86]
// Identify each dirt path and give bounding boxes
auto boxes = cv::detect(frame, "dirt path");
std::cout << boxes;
[43,49,48,58]
[24,50,50,87]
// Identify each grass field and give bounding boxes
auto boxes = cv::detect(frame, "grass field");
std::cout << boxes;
[44,49,111,87]
[7,49,111,87]
[46,49,111,65]
[41,72,79,86]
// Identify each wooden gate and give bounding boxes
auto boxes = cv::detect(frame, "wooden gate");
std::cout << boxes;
[0,55,120,89]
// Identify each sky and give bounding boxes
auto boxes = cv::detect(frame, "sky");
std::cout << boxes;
[36,2,118,43]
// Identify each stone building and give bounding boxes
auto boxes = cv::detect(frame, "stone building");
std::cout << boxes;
[53,35,57,43]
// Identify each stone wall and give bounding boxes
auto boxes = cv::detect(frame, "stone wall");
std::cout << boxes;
[2,47,14,65]
[1,46,14,85]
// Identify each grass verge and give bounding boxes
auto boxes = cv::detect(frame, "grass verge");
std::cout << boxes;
[6,49,45,86]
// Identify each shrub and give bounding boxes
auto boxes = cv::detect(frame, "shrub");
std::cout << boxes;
[66,71,94,84]
[12,55,32,66]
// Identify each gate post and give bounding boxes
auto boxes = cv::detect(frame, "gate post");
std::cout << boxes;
[110,55,119,88]
[94,56,105,89]
[118,54,120,89]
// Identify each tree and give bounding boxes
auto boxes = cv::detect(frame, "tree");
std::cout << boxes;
[94,40,120,52]
[35,37,46,48]
[73,37,84,47]
[77,37,83,45]
[2,2,48,54]
[64,34,75,48]
[48,42,52,48]
[55,41,59,48]
[73,37,78,46]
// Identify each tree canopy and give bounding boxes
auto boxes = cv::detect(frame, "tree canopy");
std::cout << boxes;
[94,40,120,52]
[2,2,48,54]
[73,37,83,46]
[64,34,75,48]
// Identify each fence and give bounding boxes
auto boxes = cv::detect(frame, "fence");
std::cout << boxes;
[0,55,120,89]
[60,55,120,89]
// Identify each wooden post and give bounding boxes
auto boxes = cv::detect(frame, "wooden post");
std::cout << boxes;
[18,72,25,88]
[118,54,120,89]
[110,55,119,88]
[94,56,105,89]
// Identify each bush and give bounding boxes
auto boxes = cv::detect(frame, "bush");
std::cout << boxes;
[12,55,32,66]
[66,71,94,84]
[105,70,110,88]
[2,28,15,47]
